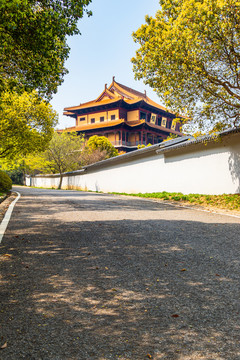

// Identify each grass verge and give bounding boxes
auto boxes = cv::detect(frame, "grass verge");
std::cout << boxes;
[110,191,240,211]
[17,186,240,212]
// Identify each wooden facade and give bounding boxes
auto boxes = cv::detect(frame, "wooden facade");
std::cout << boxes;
[63,77,184,152]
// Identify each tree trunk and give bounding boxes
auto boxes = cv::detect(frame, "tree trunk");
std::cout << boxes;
[58,174,63,189]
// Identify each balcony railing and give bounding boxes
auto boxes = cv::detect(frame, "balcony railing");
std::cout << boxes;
[110,140,147,147]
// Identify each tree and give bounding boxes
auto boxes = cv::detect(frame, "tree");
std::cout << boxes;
[132,0,240,132]
[80,148,108,166]
[0,1,92,160]
[22,134,118,188]
[87,136,119,157]
[0,158,26,185]
[26,132,85,189]
[0,91,58,159]
[0,0,92,98]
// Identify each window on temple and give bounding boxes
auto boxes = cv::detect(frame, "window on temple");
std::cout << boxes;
[111,115,116,120]
[157,117,162,126]
[140,112,146,120]
[161,117,167,127]
[100,116,104,122]
[91,118,95,123]
[171,120,176,130]
[80,117,85,121]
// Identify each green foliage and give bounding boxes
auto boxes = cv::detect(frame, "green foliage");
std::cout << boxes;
[0,170,12,193]
[137,143,152,149]
[0,158,25,184]
[24,132,85,188]
[17,134,118,189]
[0,1,91,160]
[20,134,117,188]
[87,136,119,157]
[28,132,84,173]
[132,0,240,132]
[0,0,92,98]
[0,91,58,159]
[110,191,240,210]
[164,134,179,142]
[6,168,24,185]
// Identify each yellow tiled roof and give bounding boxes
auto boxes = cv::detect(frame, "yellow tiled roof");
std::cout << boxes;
[126,120,145,126]
[64,98,121,112]
[146,122,183,135]
[64,79,174,115]
[59,119,184,136]
[65,119,125,132]
[59,119,154,133]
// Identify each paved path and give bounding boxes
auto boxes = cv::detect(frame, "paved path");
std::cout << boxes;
[0,186,240,360]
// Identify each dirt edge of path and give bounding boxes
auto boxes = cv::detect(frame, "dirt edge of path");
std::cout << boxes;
[0,192,18,224]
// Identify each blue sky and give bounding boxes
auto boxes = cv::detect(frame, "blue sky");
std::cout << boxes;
[51,0,160,129]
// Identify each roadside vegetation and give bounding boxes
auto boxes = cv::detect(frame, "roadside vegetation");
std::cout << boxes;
[132,0,240,133]
[0,134,118,189]
[0,170,12,198]
[0,1,92,162]
[110,191,240,212]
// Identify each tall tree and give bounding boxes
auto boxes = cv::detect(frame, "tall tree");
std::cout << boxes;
[0,0,92,98]
[132,0,240,132]
[0,91,58,159]
[27,132,85,189]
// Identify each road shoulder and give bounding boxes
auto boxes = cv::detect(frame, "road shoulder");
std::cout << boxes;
[0,192,18,224]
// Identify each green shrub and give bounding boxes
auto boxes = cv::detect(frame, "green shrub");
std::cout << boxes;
[0,170,12,192]
[6,168,24,185]
[172,196,181,201]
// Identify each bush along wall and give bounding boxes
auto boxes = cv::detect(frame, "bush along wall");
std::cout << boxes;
[0,170,12,193]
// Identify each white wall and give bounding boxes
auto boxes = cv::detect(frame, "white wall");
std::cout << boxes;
[27,133,240,195]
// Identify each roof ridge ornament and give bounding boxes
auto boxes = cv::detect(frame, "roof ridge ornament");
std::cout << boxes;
[113,76,115,82]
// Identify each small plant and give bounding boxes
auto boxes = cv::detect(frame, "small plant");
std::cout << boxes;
[172,196,181,201]
[0,170,12,193]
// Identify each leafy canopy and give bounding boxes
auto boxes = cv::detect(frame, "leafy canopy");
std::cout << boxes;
[20,134,118,176]
[0,91,58,159]
[24,132,85,188]
[34,132,85,174]
[87,135,119,158]
[0,0,92,98]
[132,0,240,132]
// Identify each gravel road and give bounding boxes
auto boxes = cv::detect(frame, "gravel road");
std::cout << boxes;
[0,186,240,360]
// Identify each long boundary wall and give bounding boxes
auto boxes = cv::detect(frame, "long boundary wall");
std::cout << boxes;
[26,131,240,195]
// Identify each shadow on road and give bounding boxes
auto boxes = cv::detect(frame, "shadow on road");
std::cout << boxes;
[0,191,240,359]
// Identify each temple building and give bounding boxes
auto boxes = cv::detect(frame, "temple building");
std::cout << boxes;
[63,77,184,152]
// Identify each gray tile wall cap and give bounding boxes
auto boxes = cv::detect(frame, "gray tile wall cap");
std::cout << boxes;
[156,127,240,155]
